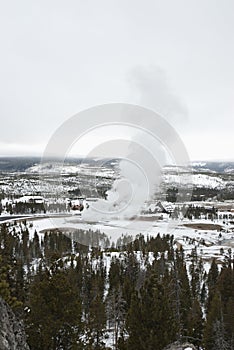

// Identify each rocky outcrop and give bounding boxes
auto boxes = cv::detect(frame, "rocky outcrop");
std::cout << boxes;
[163,342,197,350]
[0,297,30,350]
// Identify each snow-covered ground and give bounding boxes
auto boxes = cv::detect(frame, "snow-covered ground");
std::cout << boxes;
[27,162,116,178]
[163,173,226,189]
[16,214,233,263]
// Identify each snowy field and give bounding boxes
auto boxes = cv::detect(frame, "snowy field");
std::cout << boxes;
[11,214,232,263]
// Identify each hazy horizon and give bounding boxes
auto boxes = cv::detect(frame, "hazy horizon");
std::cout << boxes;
[0,154,234,163]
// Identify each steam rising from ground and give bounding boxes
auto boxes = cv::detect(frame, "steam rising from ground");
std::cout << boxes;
[82,144,164,221]
[41,103,192,229]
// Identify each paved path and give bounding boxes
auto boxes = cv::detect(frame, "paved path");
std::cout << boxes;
[0,215,30,222]
[0,213,70,224]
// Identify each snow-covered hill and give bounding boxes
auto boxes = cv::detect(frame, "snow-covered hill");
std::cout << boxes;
[163,173,226,189]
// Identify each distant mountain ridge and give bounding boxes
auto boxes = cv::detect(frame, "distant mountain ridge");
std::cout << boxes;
[0,157,234,175]
[192,161,234,174]
[0,157,41,172]
[0,157,94,172]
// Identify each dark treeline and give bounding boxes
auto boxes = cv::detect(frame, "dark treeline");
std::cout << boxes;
[191,186,234,201]
[0,222,233,349]
[171,204,218,221]
[1,201,66,215]
[0,201,224,221]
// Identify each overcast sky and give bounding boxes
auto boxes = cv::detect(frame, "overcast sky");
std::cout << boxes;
[0,0,234,161]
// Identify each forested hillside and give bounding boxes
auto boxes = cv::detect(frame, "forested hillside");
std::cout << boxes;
[0,221,233,349]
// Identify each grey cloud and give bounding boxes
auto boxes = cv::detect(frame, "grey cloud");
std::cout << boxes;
[127,65,188,125]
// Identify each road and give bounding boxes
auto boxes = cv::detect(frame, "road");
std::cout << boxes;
[0,213,70,224]
[0,215,31,222]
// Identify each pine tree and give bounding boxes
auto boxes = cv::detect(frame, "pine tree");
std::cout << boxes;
[84,261,106,349]
[216,264,234,348]
[126,274,176,350]
[187,298,204,347]
[169,250,192,340]
[0,254,22,309]
[106,286,126,349]
[206,259,219,311]
[203,292,230,350]
[125,292,142,350]
[26,266,83,350]
[109,258,122,290]
[212,319,231,350]
[86,292,106,349]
